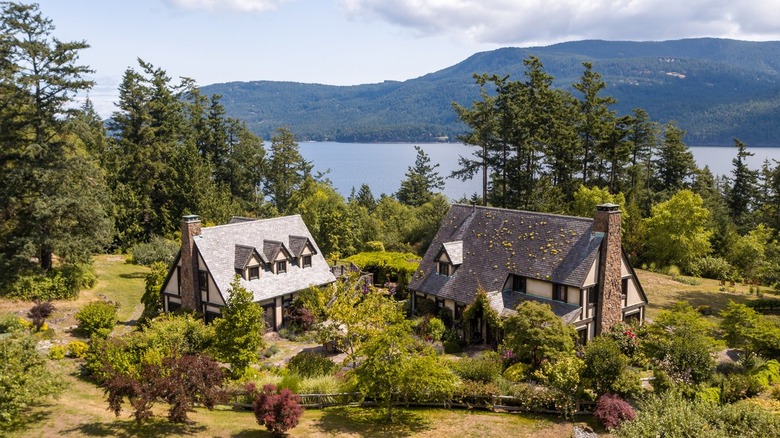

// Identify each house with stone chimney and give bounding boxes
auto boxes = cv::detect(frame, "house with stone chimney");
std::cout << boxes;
[409,204,647,344]
[160,215,336,330]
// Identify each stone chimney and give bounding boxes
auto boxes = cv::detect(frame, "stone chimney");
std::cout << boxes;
[594,204,622,335]
[179,215,201,311]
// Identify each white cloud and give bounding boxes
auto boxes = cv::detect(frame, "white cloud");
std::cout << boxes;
[339,0,780,45]
[165,0,290,13]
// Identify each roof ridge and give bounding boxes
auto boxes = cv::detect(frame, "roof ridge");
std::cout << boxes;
[203,214,304,231]
[451,204,594,223]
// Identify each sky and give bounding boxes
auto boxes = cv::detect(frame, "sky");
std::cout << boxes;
[32,0,780,117]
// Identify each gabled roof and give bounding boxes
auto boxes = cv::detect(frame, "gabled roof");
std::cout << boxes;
[441,240,463,265]
[195,215,336,303]
[263,240,290,262]
[234,244,259,270]
[288,235,314,258]
[410,204,602,304]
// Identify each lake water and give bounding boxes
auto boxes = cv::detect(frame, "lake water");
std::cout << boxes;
[298,142,780,201]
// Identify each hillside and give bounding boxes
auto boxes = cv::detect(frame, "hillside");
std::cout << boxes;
[201,38,780,145]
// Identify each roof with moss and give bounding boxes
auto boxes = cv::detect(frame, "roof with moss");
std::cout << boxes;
[409,204,603,305]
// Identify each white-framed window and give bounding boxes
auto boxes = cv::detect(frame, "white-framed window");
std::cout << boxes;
[303,255,312,268]
[249,266,260,280]
[276,261,287,274]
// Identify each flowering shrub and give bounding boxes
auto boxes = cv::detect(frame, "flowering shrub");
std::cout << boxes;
[67,340,89,358]
[500,349,517,367]
[49,344,67,360]
[250,383,303,436]
[607,322,638,357]
[593,393,636,430]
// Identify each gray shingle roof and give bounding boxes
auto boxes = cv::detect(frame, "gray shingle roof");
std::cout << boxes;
[288,235,311,257]
[409,204,602,304]
[195,215,336,303]
[487,290,582,323]
[234,244,255,270]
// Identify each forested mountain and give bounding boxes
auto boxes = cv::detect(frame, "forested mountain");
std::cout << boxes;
[202,38,780,145]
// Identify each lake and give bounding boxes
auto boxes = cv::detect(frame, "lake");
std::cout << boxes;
[298,142,780,201]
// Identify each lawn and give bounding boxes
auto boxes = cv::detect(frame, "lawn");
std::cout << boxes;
[635,268,769,323]
[2,256,774,436]
[4,358,584,437]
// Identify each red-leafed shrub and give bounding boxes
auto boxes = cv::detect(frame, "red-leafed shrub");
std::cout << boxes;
[593,393,636,430]
[285,306,316,332]
[251,384,303,436]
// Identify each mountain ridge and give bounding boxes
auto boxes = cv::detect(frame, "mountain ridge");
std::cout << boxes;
[201,38,780,146]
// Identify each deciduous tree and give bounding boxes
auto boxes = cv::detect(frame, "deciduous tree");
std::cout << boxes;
[644,190,712,270]
[502,301,575,368]
[0,334,64,423]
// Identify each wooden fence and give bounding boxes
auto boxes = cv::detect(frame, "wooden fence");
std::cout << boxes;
[228,391,596,416]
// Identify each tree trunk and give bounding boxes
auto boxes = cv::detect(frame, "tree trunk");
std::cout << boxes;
[40,245,53,270]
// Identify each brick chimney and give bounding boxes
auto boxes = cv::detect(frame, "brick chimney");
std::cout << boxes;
[179,215,201,311]
[594,204,622,335]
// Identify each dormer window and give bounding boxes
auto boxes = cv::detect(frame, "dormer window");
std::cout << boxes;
[303,255,312,268]
[276,261,287,274]
[249,266,260,280]
[437,261,450,276]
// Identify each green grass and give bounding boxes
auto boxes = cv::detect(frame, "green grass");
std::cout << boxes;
[90,255,149,324]
[636,269,768,323]
[3,357,584,437]
[3,257,774,436]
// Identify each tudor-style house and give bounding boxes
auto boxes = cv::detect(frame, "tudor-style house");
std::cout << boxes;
[409,204,647,343]
[161,215,336,330]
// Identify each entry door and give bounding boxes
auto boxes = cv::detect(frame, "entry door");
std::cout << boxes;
[263,304,276,331]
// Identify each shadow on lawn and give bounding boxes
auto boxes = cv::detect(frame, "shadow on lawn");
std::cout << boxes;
[65,418,207,437]
[645,288,754,316]
[119,272,148,279]
[0,410,52,434]
[312,406,431,437]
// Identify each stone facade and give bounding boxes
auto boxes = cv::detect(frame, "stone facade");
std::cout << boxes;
[179,215,201,311]
[594,204,623,335]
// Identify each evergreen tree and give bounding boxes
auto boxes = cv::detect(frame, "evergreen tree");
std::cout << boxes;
[264,127,312,214]
[625,108,658,208]
[223,119,267,213]
[396,145,445,207]
[573,62,617,186]
[108,62,186,246]
[452,78,498,205]
[727,139,758,232]
[0,2,110,272]
[353,183,376,212]
[653,122,697,195]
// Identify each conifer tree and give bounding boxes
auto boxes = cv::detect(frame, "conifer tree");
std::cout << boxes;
[653,122,697,195]
[396,145,445,207]
[264,127,312,214]
[0,2,111,272]
[727,139,758,232]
